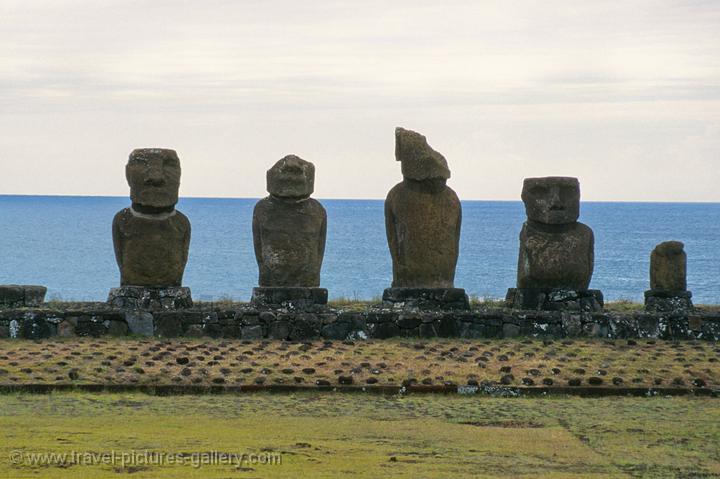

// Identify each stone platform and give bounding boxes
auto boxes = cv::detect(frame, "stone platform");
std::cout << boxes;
[645,290,693,312]
[506,288,604,312]
[251,287,328,308]
[107,286,193,311]
[382,288,470,310]
[0,285,47,308]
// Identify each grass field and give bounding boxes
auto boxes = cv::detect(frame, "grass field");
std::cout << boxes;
[0,392,718,478]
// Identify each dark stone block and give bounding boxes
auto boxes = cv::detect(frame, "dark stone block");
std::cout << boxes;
[659,316,690,340]
[124,311,154,336]
[419,321,438,338]
[108,286,193,310]
[644,290,693,313]
[242,325,264,340]
[75,319,106,337]
[107,320,128,337]
[507,288,603,312]
[437,315,458,337]
[636,314,660,338]
[382,288,470,310]
[154,312,183,338]
[0,285,47,308]
[289,314,321,340]
[20,314,52,339]
[397,314,422,329]
[269,321,291,340]
[251,287,328,307]
[370,321,400,339]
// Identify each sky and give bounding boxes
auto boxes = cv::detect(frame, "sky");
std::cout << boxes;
[0,0,719,202]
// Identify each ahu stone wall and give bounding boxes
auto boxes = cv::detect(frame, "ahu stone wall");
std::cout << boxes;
[1,303,719,342]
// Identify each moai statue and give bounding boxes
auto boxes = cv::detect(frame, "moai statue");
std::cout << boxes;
[108,149,192,312]
[645,241,693,312]
[506,177,603,311]
[251,155,328,307]
[383,127,468,310]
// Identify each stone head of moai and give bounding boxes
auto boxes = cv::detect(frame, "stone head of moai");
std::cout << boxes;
[521,177,580,225]
[126,149,181,211]
[650,241,687,292]
[385,127,461,289]
[267,155,315,199]
[396,127,451,186]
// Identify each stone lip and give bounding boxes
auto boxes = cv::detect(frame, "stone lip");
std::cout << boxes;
[108,286,193,311]
[0,285,47,308]
[506,288,604,312]
[0,383,715,399]
[251,287,328,307]
[382,288,470,311]
[395,127,451,180]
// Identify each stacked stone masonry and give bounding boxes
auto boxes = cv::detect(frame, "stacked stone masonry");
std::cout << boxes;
[1,304,718,341]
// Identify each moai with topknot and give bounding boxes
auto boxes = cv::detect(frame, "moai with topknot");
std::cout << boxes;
[383,127,468,310]
[251,155,328,308]
[506,177,603,311]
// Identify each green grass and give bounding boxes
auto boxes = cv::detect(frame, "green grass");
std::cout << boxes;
[0,392,718,478]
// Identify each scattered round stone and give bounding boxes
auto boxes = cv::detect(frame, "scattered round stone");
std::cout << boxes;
[281,368,294,375]
[302,368,316,374]
[588,377,603,386]
[568,378,582,387]
[338,376,353,385]
[180,368,192,377]
[542,378,554,386]
[522,377,535,386]
[500,374,514,385]
[211,377,226,384]
[366,377,378,385]
[315,379,331,386]
[68,369,80,380]
[500,366,512,373]
[176,357,189,365]
[692,378,707,388]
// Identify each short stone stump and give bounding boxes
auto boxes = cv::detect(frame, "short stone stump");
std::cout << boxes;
[506,288,604,312]
[107,286,193,311]
[645,290,693,312]
[0,285,47,308]
[251,287,328,308]
[382,288,470,310]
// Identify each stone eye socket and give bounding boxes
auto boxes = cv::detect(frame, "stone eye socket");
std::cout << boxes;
[559,185,577,201]
[529,185,548,198]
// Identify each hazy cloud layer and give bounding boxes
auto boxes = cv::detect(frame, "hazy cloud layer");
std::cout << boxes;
[0,0,718,201]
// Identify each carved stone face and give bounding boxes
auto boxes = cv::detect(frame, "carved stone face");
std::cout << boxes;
[522,177,580,225]
[267,155,315,199]
[126,149,181,209]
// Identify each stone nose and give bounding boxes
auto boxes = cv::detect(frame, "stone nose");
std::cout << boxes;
[548,187,564,210]
[144,161,166,186]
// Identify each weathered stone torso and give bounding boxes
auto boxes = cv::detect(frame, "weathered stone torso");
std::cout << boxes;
[385,179,461,288]
[253,196,327,287]
[112,208,191,287]
[517,221,594,290]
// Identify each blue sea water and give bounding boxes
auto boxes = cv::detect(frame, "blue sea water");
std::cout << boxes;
[0,195,717,304]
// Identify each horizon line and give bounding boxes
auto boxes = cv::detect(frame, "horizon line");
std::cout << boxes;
[0,193,718,205]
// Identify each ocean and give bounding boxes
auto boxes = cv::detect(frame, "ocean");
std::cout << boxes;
[0,195,717,304]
